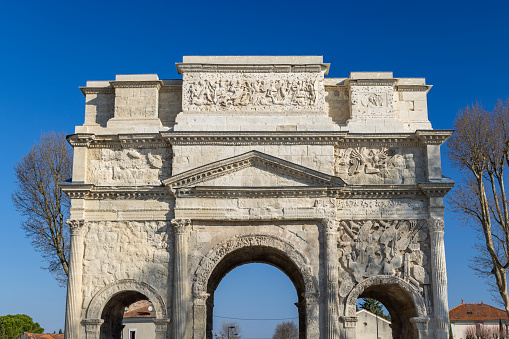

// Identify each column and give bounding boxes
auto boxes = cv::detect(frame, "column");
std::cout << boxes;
[428,218,449,338]
[153,318,171,339]
[323,218,340,339]
[172,219,191,339]
[64,220,87,339]
[295,300,305,339]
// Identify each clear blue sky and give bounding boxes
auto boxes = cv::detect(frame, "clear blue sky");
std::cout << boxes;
[0,0,508,337]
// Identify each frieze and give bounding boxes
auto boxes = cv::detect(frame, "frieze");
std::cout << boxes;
[182,73,325,113]
[67,134,171,149]
[338,220,430,298]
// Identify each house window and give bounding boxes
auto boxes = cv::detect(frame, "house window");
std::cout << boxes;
[129,329,136,339]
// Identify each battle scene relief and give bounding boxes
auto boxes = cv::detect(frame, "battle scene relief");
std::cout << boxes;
[334,147,425,184]
[337,220,431,299]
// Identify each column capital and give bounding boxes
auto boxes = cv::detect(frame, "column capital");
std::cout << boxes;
[427,218,445,233]
[171,219,191,234]
[153,318,171,326]
[193,292,210,306]
[302,292,319,305]
[66,219,86,236]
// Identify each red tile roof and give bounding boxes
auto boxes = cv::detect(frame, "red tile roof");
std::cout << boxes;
[123,300,155,318]
[449,302,509,321]
[22,334,64,339]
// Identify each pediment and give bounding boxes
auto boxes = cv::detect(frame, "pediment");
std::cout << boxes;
[162,151,346,188]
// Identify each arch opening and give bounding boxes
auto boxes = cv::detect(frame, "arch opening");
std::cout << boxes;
[99,291,150,339]
[204,246,307,339]
[346,276,428,339]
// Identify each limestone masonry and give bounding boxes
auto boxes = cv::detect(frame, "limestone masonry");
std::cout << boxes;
[62,56,453,339]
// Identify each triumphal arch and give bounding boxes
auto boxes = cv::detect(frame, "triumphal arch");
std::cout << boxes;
[61,56,453,339]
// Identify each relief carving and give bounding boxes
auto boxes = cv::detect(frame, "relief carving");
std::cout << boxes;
[334,147,424,184]
[338,220,430,297]
[187,79,318,108]
[361,93,384,107]
[88,148,172,185]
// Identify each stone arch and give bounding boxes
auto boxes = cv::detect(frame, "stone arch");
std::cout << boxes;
[192,233,318,297]
[86,279,167,320]
[192,233,318,339]
[345,275,428,339]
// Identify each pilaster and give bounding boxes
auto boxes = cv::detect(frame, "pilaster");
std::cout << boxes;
[303,292,320,339]
[64,220,87,339]
[339,316,358,339]
[153,318,171,339]
[428,218,449,338]
[410,316,430,339]
[83,318,103,339]
[172,218,191,339]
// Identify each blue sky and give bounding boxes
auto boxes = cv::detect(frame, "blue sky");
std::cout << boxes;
[0,0,508,337]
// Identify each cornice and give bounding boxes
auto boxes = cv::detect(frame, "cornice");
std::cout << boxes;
[418,181,455,197]
[59,183,171,200]
[67,133,171,149]
[176,64,328,74]
[109,80,163,89]
[337,133,420,148]
[346,79,398,87]
[396,85,432,92]
[174,186,331,198]
[161,131,347,145]
[415,130,453,145]
[80,87,114,96]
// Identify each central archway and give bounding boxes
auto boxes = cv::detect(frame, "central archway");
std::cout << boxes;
[192,234,318,339]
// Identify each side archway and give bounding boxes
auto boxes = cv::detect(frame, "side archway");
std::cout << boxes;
[345,275,428,339]
[85,279,167,339]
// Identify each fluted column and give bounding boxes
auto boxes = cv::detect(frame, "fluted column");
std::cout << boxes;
[428,218,449,338]
[323,218,340,339]
[172,219,191,339]
[64,220,87,339]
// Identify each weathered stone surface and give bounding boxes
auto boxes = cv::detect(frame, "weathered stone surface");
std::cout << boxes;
[64,56,452,339]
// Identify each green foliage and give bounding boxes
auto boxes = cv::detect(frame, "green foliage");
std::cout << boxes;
[359,298,391,321]
[0,314,44,339]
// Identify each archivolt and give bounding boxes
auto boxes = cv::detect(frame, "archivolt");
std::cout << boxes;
[192,233,318,297]
[86,279,167,319]
[344,275,428,317]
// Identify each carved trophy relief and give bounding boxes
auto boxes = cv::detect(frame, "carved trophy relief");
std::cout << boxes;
[361,93,384,107]
[334,147,424,184]
[337,220,430,297]
[88,148,172,185]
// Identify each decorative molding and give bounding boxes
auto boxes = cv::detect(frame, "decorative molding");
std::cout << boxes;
[80,87,114,95]
[110,80,163,89]
[348,79,398,87]
[163,150,346,189]
[162,131,346,145]
[60,183,171,200]
[415,130,453,145]
[174,186,331,198]
[396,85,431,92]
[177,64,326,74]
[418,182,455,198]
[67,133,171,149]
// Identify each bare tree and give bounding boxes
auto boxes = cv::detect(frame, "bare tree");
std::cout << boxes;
[218,321,241,339]
[12,131,72,285]
[447,100,509,317]
[272,321,298,339]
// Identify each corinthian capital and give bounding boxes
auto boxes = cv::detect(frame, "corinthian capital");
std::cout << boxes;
[322,217,338,233]
[171,219,191,234]
[427,218,445,233]
[66,219,86,236]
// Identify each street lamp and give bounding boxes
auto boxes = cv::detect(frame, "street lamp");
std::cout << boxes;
[227,325,236,339]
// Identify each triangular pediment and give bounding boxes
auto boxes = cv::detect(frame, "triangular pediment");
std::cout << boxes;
[162,151,346,188]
